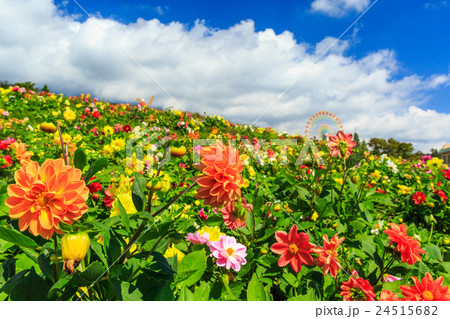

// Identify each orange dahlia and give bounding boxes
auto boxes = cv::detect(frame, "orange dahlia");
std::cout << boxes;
[5,158,89,239]
[193,141,244,207]
[312,233,345,278]
[221,198,253,230]
[10,142,33,167]
[400,272,450,301]
[384,223,425,265]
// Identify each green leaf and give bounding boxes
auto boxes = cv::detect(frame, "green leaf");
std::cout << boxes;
[117,198,130,233]
[154,282,175,301]
[0,269,29,295]
[178,286,194,301]
[70,261,105,287]
[10,267,49,301]
[48,277,70,299]
[287,288,316,301]
[365,193,394,206]
[58,221,73,233]
[132,173,147,212]
[84,157,108,183]
[282,272,299,288]
[38,253,55,282]
[193,282,211,301]
[0,225,38,248]
[247,273,267,301]
[346,152,363,169]
[175,249,206,288]
[252,195,265,212]
[360,236,376,257]
[425,244,442,261]
[73,148,87,171]
[90,240,109,268]
[118,282,143,301]
[245,208,254,234]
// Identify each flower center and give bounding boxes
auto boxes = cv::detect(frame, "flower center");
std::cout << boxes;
[226,247,234,256]
[422,290,434,301]
[288,243,299,255]
[36,193,50,210]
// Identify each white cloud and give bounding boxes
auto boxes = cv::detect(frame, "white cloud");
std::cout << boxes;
[1,0,449,153]
[424,1,448,9]
[311,0,370,17]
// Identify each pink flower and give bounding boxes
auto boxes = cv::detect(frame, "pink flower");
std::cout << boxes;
[421,155,433,163]
[186,231,209,245]
[382,274,402,282]
[209,235,247,271]
[198,208,208,221]
[327,130,357,158]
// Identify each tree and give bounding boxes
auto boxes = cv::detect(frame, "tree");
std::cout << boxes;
[368,137,414,159]
[430,148,439,157]
[41,84,50,92]
[14,81,37,91]
[0,80,11,89]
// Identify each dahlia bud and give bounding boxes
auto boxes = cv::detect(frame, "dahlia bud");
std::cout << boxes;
[61,232,90,274]
[170,146,187,158]
[40,122,57,133]
[350,174,360,184]
[235,200,248,220]
[146,180,163,191]
[273,204,282,212]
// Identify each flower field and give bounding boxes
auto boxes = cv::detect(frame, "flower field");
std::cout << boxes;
[0,86,449,301]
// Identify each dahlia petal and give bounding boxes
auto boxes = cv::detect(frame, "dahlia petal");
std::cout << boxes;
[274,231,288,243]
[278,252,293,267]
[271,242,289,254]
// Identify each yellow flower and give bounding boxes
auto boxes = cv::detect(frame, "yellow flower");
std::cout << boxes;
[102,144,115,157]
[103,125,114,135]
[334,178,343,185]
[372,170,381,180]
[194,200,201,206]
[248,166,256,177]
[164,244,185,263]
[397,185,412,194]
[63,108,76,122]
[311,211,319,221]
[198,226,225,242]
[125,153,144,175]
[426,157,444,171]
[111,138,126,152]
[242,178,250,188]
[110,191,137,217]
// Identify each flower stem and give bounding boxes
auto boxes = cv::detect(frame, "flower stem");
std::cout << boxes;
[152,181,198,218]
[56,121,69,165]
[53,233,59,283]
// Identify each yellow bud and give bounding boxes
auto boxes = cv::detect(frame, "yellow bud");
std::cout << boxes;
[61,232,90,274]
[40,122,57,133]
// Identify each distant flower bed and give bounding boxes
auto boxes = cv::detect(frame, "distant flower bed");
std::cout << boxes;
[0,86,449,301]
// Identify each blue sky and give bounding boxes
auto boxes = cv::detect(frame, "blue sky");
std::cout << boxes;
[1,0,449,151]
[54,0,450,114]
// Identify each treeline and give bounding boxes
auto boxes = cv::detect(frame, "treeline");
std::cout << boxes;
[367,137,438,161]
[0,80,49,92]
